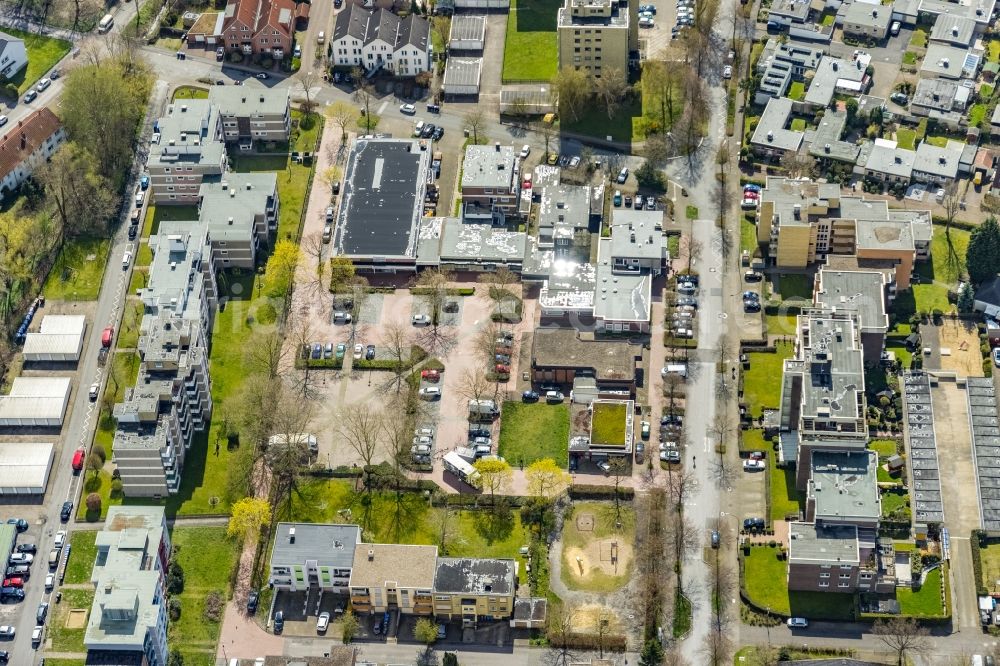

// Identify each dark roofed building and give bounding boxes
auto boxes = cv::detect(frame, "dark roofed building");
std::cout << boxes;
[331,4,431,77]
[333,137,431,272]
[531,328,639,393]
[511,597,548,628]
[433,557,517,625]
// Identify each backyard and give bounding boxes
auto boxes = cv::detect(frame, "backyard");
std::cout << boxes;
[169,527,240,666]
[42,236,111,301]
[172,85,209,100]
[65,530,99,585]
[502,0,560,82]
[562,98,645,145]
[743,546,856,620]
[769,450,802,522]
[498,401,570,467]
[896,565,948,617]
[4,27,71,94]
[231,155,311,241]
[978,541,1000,593]
[741,217,758,253]
[908,226,970,314]
[48,587,94,653]
[743,342,793,418]
[771,274,812,301]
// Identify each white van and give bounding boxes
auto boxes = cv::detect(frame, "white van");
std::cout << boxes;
[98,13,114,32]
[661,364,688,378]
[413,120,425,137]
[316,31,325,44]
[890,21,901,36]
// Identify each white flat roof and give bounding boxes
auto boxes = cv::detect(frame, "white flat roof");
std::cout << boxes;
[23,334,84,356]
[0,442,53,492]
[38,315,86,335]
[0,376,71,424]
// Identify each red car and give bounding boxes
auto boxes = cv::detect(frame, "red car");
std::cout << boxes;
[101,326,114,348]
[2,578,22,588]
[495,364,510,374]
[421,369,440,382]
[749,451,765,461]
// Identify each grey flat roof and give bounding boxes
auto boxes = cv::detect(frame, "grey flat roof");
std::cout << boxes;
[443,58,483,90]
[920,0,995,26]
[208,87,289,117]
[335,138,429,259]
[462,143,516,189]
[271,523,360,569]
[859,141,915,179]
[438,220,527,262]
[805,54,869,107]
[786,312,865,422]
[788,522,860,565]
[843,1,892,30]
[854,218,914,251]
[433,557,516,595]
[751,97,803,152]
[930,13,977,45]
[449,14,486,42]
[913,141,962,179]
[808,450,880,522]
[0,442,53,492]
[807,110,859,163]
[538,259,596,311]
[815,269,887,334]
[912,77,962,112]
[538,183,592,239]
[769,0,810,20]
[531,328,637,380]
[921,43,975,78]
[608,209,663,261]
[594,238,652,323]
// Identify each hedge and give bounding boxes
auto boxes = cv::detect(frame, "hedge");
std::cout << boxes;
[569,484,635,500]
[545,633,627,652]
[437,493,529,508]
[295,357,343,369]
[410,287,476,296]
[305,466,364,478]
[972,530,988,596]
[354,359,405,371]
[664,334,698,349]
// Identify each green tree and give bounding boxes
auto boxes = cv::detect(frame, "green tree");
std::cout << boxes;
[329,255,356,292]
[168,648,184,666]
[551,67,591,123]
[967,216,1000,284]
[263,240,300,298]
[414,617,439,644]
[958,282,975,313]
[472,458,513,507]
[226,497,272,542]
[35,142,116,248]
[341,609,359,643]
[525,458,570,498]
[639,638,665,666]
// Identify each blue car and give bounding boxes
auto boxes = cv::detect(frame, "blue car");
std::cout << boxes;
[140,175,149,190]
[743,184,761,193]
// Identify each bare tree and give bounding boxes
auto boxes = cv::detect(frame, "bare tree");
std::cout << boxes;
[325,100,360,141]
[296,70,322,115]
[478,267,518,310]
[593,67,629,118]
[609,457,629,524]
[643,60,680,133]
[594,607,617,659]
[335,404,386,481]
[779,151,816,179]
[430,503,465,555]
[667,468,699,511]
[456,367,493,407]
[699,627,732,666]
[382,319,412,392]
[941,182,965,280]
[353,72,377,132]
[413,267,454,334]
[544,602,579,666]
[300,232,328,296]
[551,66,592,123]
[462,109,486,144]
[873,617,930,666]
[265,383,317,518]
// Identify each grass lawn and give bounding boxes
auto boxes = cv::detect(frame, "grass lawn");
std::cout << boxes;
[39,661,85,666]
[741,428,769,453]
[169,527,240,664]
[790,118,806,132]
[291,110,322,153]
[788,81,805,101]
[970,104,988,127]
[563,97,644,145]
[141,205,198,238]
[502,0,560,82]
[65,530,99,584]
[667,234,680,257]
[498,402,570,467]
[48,587,94,653]
[819,11,835,26]
[741,217,758,253]
[591,402,627,446]
[42,237,111,301]
[910,29,927,47]
[925,135,950,148]
[743,546,856,619]
[117,300,145,349]
[774,274,812,300]
[686,205,698,220]
[882,489,909,517]
[769,450,802,522]
[3,27,71,94]
[136,243,153,268]
[885,339,914,369]
[982,84,995,100]
[766,313,798,336]
[231,155,311,242]
[744,342,793,417]
[902,51,919,65]
[279,479,529,571]
[869,439,898,458]
[560,502,635,593]
[980,543,1000,593]
[172,85,209,100]
[927,226,969,285]
[912,283,952,314]
[896,127,917,150]
[897,565,946,616]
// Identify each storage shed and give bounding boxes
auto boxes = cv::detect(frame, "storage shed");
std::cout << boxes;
[500,84,555,115]
[0,376,72,427]
[449,15,486,51]
[455,0,509,8]
[0,442,54,494]
[22,314,86,362]
[443,58,483,97]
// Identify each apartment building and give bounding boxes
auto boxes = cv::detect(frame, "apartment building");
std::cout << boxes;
[432,557,517,626]
[757,177,931,289]
[536,180,602,250]
[85,507,170,666]
[557,0,632,79]
[813,269,890,364]
[331,5,432,77]
[269,523,361,592]
[349,543,438,615]
[841,3,892,41]
[199,173,280,270]
[0,108,65,198]
[460,143,521,224]
[148,100,226,205]
[209,87,291,147]
[220,0,295,59]
[0,32,27,80]
[754,38,823,104]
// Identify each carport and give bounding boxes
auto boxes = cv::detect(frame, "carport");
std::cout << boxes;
[0,442,54,494]
[443,58,482,98]
[0,376,72,427]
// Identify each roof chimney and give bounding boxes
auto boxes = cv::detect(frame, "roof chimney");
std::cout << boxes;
[368,548,375,561]
[241,96,247,104]
[19,134,26,150]
[259,96,265,103]
[494,141,500,152]
[288,527,296,544]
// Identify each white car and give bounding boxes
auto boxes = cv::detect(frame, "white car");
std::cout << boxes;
[36,77,51,92]
[317,611,330,633]
[353,344,363,360]
[399,103,416,114]
[741,198,759,210]
[412,314,431,325]
[519,144,531,158]
[0,115,8,127]
[743,459,766,471]
[419,386,441,400]
[723,65,732,79]
[9,553,32,565]
[413,436,433,446]
[993,348,1000,367]
[122,251,132,269]
[411,444,432,454]
[0,625,13,639]
[89,383,99,401]
[44,573,54,590]
[639,16,654,27]
[54,531,65,549]
[787,617,808,628]
[415,427,435,437]
[31,625,42,645]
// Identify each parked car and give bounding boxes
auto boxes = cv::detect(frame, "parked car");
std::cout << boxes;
[711,530,720,548]
[616,167,629,184]
[43,574,54,590]
[7,519,26,533]
[993,348,1000,367]
[660,449,680,463]
[23,90,37,103]
[16,544,35,554]
[0,587,23,600]
[646,195,656,210]
[421,369,440,382]
[335,343,347,360]
[786,617,808,629]
[495,363,510,374]
[545,390,564,403]
[744,271,763,282]
[247,590,259,614]
[624,194,632,208]
[36,602,48,625]
[273,610,284,634]
[1,579,22,589]
[317,611,330,633]
[743,518,766,533]
[31,625,42,645]
[419,387,441,400]
[743,184,761,193]
[412,314,431,325]
[743,459,765,471]
[743,301,761,313]
[365,344,376,360]
[353,344,364,359]
[399,103,416,114]
[613,190,622,207]
[0,626,13,639]
[890,92,908,105]
[54,531,65,549]
[8,554,31,565]
[60,502,73,522]
[520,144,531,158]
[741,198,759,210]
[415,427,435,438]
[677,296,698,308]
[432,126,444,141]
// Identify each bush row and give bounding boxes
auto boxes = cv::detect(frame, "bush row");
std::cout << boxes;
[410,287,476,296]
[569,484,635,500]
[546,633,627,652]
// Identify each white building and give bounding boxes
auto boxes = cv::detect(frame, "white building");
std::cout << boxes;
[0,376,71,427]
[0,442,54,495]
[22,314,86,362]
[0,32,27,80]
[331,5,432,77]
[0,108,65,199]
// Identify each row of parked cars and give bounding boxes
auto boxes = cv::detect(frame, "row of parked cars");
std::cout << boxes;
[612,190,658,210]
[672,274,699,340]
[0,527,66,653]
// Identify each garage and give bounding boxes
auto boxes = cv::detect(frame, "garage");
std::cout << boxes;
[449,15,486,51]
[443,58,483,97]
[455,0,509,8]
[500,84,555,115]
[22,314,86,362]
[0,442,54,495]
[0,376,72,427]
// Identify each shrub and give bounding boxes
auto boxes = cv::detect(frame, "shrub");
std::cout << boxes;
[86,492,101,514]
[203,590,224,622]
[168,598,182,621]
[166,561,185,595]
[228,52,243,64]
[442,654,458,666]
[92,444,107,463]
[110,479,124,498]
[256,302,277,325]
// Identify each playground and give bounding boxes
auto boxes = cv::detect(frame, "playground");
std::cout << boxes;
[560,502,635,593]
[936,318,984,377]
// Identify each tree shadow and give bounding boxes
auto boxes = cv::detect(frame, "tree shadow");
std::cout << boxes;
[472,502,515,545]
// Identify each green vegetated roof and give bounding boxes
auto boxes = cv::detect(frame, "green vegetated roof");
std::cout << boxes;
[591,402,628,448]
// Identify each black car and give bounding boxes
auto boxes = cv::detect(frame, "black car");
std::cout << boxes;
[743,517,765,532]
[420,124,436,139]
[743,301,761,313]
[5,519,26,533]
[127,225,138,240]
[365,344,376,360]
[0,649,9,662]
[522,390,539,403]
[273,610,284,634]
[36,602,48,624]
[0,588,22,601]
[60,502,72,522]
[661,414,683,426]
[5,566,27,579]
[468,427,490,438]
[247,590,259,614]
[16,544,36,554]
[432,126,444,141]
[334,0,342,6]
[676,297,698,308]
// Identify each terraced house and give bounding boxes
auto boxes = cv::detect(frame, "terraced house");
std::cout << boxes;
[331,5,432,77]
[220,0,295,58]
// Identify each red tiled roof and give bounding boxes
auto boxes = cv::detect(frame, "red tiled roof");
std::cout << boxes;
[0,108,61,181]
[223,0,294,38]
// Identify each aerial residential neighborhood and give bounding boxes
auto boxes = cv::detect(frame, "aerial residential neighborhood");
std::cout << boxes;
[1,0,1000,662]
